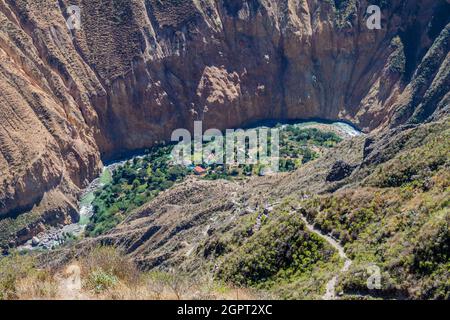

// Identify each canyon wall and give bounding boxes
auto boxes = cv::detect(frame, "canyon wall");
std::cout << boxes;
[0,0,448,244]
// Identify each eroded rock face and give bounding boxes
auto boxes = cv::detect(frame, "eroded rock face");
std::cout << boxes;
[0,0,449,243]
[47,0,450,155]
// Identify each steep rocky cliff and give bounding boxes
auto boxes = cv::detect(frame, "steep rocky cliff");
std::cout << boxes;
[0,0,449,245]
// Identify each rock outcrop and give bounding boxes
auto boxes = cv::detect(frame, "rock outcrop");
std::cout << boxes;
[0,0,449,245]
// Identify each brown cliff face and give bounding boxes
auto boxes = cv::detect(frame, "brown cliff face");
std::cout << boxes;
[0,0,102,235]
[69,0,449,149]
[0,0,449,244]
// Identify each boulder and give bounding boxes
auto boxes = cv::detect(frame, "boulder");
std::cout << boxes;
[31,237,40,247]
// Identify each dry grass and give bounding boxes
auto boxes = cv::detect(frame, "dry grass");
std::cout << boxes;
[57,246,259,300]
[79,246,140,292]
[15,270,58,300]
[0,254,58,300]
[1,246,258,300]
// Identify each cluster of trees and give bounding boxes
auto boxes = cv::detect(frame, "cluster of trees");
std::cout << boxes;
[86,146,189,236]
[281,126,342,149]
[203,125,343,178]
[278,126,342,170]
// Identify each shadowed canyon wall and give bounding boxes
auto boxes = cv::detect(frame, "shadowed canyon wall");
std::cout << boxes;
[0,0,448,244]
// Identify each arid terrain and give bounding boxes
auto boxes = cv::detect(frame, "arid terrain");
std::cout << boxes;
[0,0,449,300]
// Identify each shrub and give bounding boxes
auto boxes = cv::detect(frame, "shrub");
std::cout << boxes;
[85,269,118,293]
[80,246,140,292]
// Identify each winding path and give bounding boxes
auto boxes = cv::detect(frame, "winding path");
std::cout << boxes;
[297,213,352,300]
[57,264,90,300]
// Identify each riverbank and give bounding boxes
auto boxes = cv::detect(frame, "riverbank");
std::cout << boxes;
[17,168,114,251]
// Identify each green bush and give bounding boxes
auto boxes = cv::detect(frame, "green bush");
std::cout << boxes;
[86,270,118,293]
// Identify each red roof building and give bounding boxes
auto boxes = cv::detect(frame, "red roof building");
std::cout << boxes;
[193,166,207,175]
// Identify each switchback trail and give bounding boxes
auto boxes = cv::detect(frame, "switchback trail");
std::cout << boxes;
[295,211,352,300]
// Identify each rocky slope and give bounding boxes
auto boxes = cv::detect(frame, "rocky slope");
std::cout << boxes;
[43,115,448,299]
[0,0,449,246]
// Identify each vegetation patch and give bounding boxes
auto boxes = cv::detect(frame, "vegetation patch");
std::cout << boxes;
[213,207,341,298]
[0,253,57,300]
[86,146,189,236]
[297,160,449,299]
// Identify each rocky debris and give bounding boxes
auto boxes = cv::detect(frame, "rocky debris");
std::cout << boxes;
[326,161,357,182]
[17,197,98,251]
[20,228,65,251]
[11,159,121,252]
